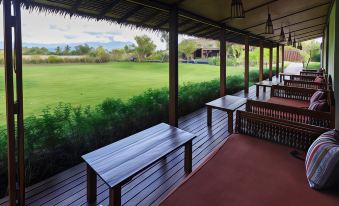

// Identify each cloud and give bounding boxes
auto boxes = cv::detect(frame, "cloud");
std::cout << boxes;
[64,35,79,39]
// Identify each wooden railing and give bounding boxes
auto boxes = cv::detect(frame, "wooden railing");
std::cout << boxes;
[246,100,334,128]
[235,111,329,151]
[300,71,323,76]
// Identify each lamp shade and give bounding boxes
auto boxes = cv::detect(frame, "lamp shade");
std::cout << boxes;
[287,32,292,46]
[279,27,285,42]
[265,9,274,34]
[231,0,245,19]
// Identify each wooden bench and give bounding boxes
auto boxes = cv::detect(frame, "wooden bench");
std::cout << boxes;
[82,123,196,206]
[246,100,334,128]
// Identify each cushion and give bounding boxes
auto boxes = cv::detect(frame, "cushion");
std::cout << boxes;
[161,134,339,206]
[308,100,329,112]
[314,76,324,83]
[306,130,339,189]
[267,97,309,108]
[310,91,326,104]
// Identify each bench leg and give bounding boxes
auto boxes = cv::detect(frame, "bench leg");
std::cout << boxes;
[207,107,212,127]
[87,164,97,203]
[227,112,234,134]
[184,140,193,174]
[256,85,259,97]
[109,185,121,206]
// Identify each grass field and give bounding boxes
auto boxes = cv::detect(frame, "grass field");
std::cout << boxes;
[0,62,259,119]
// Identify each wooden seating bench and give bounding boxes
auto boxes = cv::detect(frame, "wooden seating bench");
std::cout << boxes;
[160,111,337,206]
[246,100,334,128]
[82,123,196,206]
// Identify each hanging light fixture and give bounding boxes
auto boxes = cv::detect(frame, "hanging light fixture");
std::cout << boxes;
[265,7,274,34]
[297,42,303,50]
[293,33,297,48]
[287,31,292,46]
[231,0,245,19]
[279,24,285,43]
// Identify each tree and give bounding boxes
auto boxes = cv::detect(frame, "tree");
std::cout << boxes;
[63,45,71,55]
[303,40,320,68]
[55,46,62,55]
[74,44,92,55]
[132,35,156,61]
[160,32,169,50]
[179,39,197,60]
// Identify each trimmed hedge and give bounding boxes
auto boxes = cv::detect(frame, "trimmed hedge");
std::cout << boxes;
[0,72,263,197]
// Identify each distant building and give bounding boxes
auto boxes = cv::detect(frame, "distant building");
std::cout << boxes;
[192,39,220,59]
[194,48,220,59]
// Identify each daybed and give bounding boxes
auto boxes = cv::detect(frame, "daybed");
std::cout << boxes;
[246,99,334,128]
[267,85,334,112]
[161,111,339,206]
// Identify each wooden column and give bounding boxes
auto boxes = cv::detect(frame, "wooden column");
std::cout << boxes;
[220,28,226,97]
[269,47,273,81]
[259,42,264,81]
[326,23,330,72]
[169,6,178,127]
[281,45,285,73]
[276,44,279,77]
[244,36,249,94]
[3,0,25,205]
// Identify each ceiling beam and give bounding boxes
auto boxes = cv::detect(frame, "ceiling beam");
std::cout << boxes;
[71,0,82,12]
[267,23,325,39]
[98,0,121,19]
[141,10,162,23]
[298,33,323,42]
[189,26,214,35]
[257,15,326,35]
[219,0,278,22]
[243,2,330,31]
[127,0,274,44]
[118,5,144,22]
[156,18,169,28]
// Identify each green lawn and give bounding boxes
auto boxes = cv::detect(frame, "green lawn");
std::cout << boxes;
[0,62,257,118]
[306,62,321,70]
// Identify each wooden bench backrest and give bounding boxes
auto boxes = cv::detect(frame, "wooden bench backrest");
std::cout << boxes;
[284,80,327,90]
[235,111,329,151]
[246,100,334,128]
[290,75,317,82]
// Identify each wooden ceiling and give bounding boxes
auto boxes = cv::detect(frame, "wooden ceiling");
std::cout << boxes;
[17,0,332,47]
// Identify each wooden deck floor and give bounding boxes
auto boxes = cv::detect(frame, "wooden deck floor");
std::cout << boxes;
[0,85,272,206]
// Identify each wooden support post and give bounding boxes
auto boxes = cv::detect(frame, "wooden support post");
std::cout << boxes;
[169,6,178,127]
[220,28,227,97]
[3,0,16,204]
[244,36,249,94]
[259,42,264,81]
[281,45,285,73]
[109,185,122,206]
[326,23,330,72]
[13,1,25,204]
[276,44,279,77]
[87,165,97,203]
[3,0,25,205]
[184,140,193,173]
[269,47,273,81]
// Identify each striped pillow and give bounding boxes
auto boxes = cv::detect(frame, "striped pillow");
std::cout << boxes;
[305,130,339,189]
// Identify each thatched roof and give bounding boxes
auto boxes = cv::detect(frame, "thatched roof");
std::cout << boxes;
[14,0,331,47]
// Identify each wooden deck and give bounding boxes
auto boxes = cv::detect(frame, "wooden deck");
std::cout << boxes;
[0,85,272,206]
